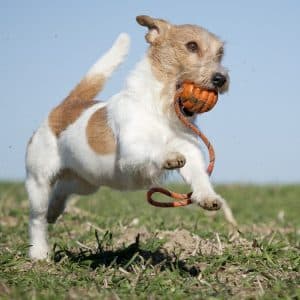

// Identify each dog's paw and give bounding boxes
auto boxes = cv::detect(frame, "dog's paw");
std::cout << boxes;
[29,244,49,260]
[192,193,223,211]
[163,152,186,170]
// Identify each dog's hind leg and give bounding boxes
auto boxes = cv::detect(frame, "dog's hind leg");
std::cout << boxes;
[26,123,61,260]
[26,174,52,260]
[46,171,98,224]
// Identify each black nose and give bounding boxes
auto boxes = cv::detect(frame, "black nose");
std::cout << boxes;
[212,72,227,88]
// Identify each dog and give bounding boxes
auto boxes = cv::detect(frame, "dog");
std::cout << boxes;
[25,15,237,260]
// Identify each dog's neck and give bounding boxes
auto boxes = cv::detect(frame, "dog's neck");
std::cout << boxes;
[125,56,176,115]
[126,56,163,95]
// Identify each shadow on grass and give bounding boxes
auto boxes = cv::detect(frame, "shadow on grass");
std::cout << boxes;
[53,232,200,277]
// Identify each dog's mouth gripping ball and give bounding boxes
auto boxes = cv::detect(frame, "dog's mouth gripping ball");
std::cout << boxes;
[147,81,218,208]
[176,81,218,116]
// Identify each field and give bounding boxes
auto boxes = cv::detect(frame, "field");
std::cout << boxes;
[0,182,299,299]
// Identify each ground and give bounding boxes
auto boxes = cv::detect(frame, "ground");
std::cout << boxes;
[0,182,299,299]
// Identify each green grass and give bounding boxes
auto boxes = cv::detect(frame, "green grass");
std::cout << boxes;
[0,182,299,299]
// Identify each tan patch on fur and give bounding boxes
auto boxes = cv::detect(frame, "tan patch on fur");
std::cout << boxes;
[67,74,105,102]
[49,74,105,137]
[49,99,97,137]
[86,107,116,154]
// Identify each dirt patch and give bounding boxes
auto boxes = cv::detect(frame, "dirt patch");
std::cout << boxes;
[114,227,206,259]
[157,229,221,258]
[115,226,151,247]
[114,227,228,259]
[63,219,298,267]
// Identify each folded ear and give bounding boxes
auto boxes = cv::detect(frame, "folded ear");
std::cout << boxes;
[136,15,170,44]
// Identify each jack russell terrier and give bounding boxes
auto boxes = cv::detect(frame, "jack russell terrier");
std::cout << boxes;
[26,15,236,260]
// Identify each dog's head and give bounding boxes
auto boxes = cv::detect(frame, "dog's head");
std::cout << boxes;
[136,15,229,95]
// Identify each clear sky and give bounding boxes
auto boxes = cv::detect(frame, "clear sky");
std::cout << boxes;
[1,0,299,183]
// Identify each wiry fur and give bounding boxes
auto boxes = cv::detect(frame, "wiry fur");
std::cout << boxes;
[26,17,236,260]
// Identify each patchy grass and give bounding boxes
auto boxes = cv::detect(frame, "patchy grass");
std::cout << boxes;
[0,182,299,299]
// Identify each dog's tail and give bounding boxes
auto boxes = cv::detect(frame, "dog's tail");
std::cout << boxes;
[63,33,130,102]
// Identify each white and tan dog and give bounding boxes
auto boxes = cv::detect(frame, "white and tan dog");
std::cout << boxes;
[26,15,236,260]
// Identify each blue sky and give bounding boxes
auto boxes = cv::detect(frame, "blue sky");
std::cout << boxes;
[1,0,299,183]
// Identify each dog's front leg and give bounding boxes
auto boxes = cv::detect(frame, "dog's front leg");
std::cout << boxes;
[178,142,223,210]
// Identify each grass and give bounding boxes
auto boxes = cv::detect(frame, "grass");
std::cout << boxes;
[0,182,299,299]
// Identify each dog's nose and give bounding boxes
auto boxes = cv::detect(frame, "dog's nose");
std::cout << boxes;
[211,72,227,88]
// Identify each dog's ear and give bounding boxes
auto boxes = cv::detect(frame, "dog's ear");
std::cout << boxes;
[136,15,170,44]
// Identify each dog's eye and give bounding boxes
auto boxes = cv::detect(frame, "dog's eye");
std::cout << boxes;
[186,41,199,53]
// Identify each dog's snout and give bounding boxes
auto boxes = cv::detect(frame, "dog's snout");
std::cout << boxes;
[211,72,227,88]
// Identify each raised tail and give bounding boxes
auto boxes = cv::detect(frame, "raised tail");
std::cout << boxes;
[64,33,130,102]
[48,33,130,137]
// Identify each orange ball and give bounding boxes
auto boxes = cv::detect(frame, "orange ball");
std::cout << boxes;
[177,81,218,114]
